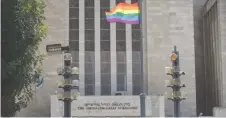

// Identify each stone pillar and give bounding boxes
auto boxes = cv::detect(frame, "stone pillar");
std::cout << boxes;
[146,0,196,116]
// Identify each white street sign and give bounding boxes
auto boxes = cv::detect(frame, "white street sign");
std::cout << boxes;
[51,95,165,117]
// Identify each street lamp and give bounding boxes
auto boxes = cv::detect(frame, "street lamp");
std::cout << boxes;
[165,46,186,117]
[55,52,79,117]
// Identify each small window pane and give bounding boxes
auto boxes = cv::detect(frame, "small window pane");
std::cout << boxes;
[101,74,111,84]
[116,30,126,40]
[85,74,95,84]
[133,86,140,95]
[100,30,110,40]
[101,41,110,51]
[132,51,141,62]
[85,0,94,7]
[116,0,124,4]
[117,84,125,91]
[132,74,141,85]
[132,41,140,51]
[101,51,110,62]
[100,0,110,7]
[69,40,79,51]
[85,84,94,95]
[70,19,79,29]
[71,51,79,62]
[85,8,94,18]
[85,30,94,40]
[116,23,125,30]
[132,24,140,29]
[101,85,111,95]
[85,19,94,29]
[100,8,109,18]
[117,74,125,85]
[69,30,79,40]
[132,63,141,74]
[70,0,79,7]
[85,41,95,51]
[70,8,79,18]
[101,63,111,73]
[101,19,110,29]
[85,63,95,73]
[117,63,126,73]
[132,30,140,40]
[116,41,126,51]
[116,51,126,63]
[85,51,95,63]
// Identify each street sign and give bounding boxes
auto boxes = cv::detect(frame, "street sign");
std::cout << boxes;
[46,44,62,52]
[51,95,154,117]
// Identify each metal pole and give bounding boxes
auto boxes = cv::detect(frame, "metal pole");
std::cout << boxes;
[63,50,71,117]
[174,96,180,117]
[172,46,180,117]
[64,88,71,117]
[138,0,147,117]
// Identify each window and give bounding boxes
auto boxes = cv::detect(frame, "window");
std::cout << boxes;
[101,63,111,73]
[85,84,94,95]
[100,0,110,7]
[131,0,138,4]
[69,8,79,18]
[117,63,126,73]
[116,52,126,63]
[85,8,95,18]
[132,24,140,29]
[101,74,111,84]
[85,40,95,51]
[85,30,94,41]
[101,85,111,95]
[100,8,110,18]
[132,74,141,85]
[69,19,79,29]
[72,62,79,68]
[85,74,95,84]
[71,51,79,62]
[85,63,95,73]
[101,41,110,51]
[116,23,125,30]
[117,84,125,91]
[85,0,94,7]
[116,30,126,40]
[101,51,111,62]
[117,74,126,91]
[132,63,141,74]
[132,41,140,51]
[70,0,79,7]
[132,51,141,62]
[85,19,94,29]
[85,51,95,62]
[100,30,110,40]
[100,19,110,29]
[116,0,125,4]
[132,74,141,95]
[132,30,140,40]
[117,74,125,84]
[69,40,79,51]
[116,41,126,51]
[69,30,79,40]
[132,86,140,95]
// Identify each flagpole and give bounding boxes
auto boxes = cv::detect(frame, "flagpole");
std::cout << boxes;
[138,0,148,117]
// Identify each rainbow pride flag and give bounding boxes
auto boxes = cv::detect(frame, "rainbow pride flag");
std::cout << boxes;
[105,2,140,24]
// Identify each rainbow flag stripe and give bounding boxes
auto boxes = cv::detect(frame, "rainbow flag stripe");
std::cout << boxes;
[105,2,140,24]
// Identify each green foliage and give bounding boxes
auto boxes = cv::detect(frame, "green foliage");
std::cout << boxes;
[2,0,47,116]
